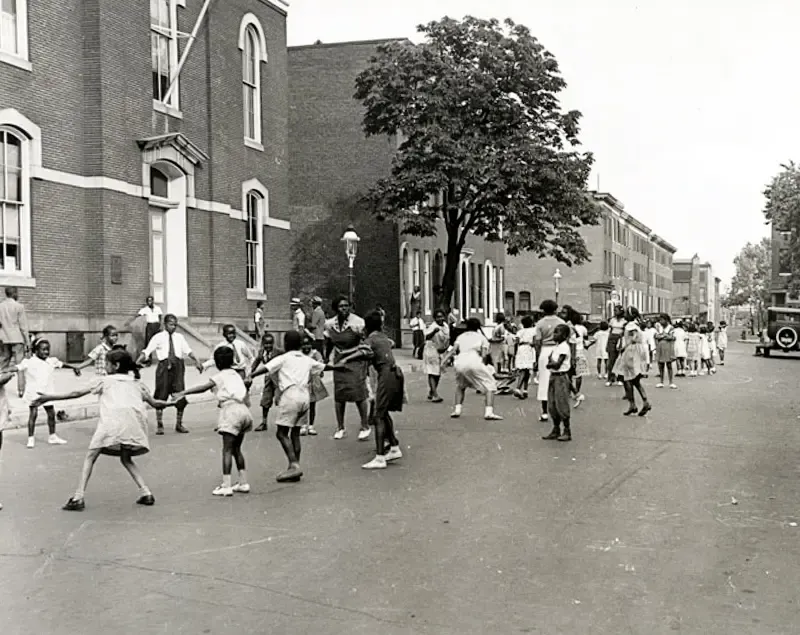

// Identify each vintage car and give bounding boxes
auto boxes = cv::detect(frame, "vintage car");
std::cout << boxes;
[756,306,800,357]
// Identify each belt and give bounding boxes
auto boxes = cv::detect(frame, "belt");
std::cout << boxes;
[550,371,569,376]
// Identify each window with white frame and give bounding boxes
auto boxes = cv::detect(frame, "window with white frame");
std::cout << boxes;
[0,0,28,64]
[243,26,260,143]
[151,0,179,109]
[0,128,24,272]
[423,250,431,314]
[245,191,264,292]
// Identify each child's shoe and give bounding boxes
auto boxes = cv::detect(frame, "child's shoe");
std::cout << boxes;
[212,485,234,497]
[333,429,346,440]
[557,427,572,442]
[362,455,388,470]
[276,465,303,482]
[573,393,586,407]
[669,383,678,389]
[48,434,67,445]
[385,446,403,462]
[638,403,652,417]
[656,383,664,388]
[542,426,560,440]
[63,497,85,511]
[357,428,372,441]
[136,494,155,506]
[299,425,308,436]
[231,483,250,493]
[307,426,318,436]
[26,437,34,449]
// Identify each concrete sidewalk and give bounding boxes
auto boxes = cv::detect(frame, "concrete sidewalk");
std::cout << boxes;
[5,349,424,429]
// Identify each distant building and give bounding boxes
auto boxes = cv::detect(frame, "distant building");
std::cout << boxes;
[671,256,718,322]
[288,39,505,346]
[770,225,798,306]
[505,192,676,321]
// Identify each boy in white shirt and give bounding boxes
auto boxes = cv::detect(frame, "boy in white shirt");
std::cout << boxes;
[201,324,255,379]
[136,314,203,435]
[541,324,573,442]
[252,331,326,483]
[410,311,424,360]
[19,338,82,448]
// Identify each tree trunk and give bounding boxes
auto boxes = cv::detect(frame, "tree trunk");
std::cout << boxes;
[438,227,463,312]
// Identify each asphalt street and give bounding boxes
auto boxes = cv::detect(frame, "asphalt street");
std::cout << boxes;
[1,341,799,634]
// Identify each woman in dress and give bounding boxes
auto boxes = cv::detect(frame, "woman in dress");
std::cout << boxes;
[533,300,565,422]
[323,296,371,441]
[338,312,405,469]
[654,313,677,389]
[423,309,450,403]
[606,305,627,386]
[570,312,591,407]
[444,318,503,420]
[513,315,536,399]
[614,308,651,416]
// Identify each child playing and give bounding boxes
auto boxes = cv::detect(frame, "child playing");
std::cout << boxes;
[75,325,119,375]
[541,324,573,442]
[252,331,326,482]
[571,314,590,407]
[686,323,701,377]
[135,314,203,435]
[176,347,253,497]
[249,332,283,432]
[513,315,536,399]
[654,314,677,389]
[699,326,716,375]
[593,321,610,379]
[19,338,82,448]
[706,322,718,372]
[504,319,517,372]
[300,334,328,436]
[672,321,688,377]
[0,367,18,510]
[32,348,175,511]
[717,320,729,365]
[202,324,255,379]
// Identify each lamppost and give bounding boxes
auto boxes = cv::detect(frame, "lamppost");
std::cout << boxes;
[553,268,562,305]
[341,225,360,305]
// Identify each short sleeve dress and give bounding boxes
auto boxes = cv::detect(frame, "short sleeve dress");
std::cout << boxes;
[572,324,591,377]
[422,323,450,377]
[325,314,369,403]
[514,327,536,370]
[307,349,329,403]
[453,331,497,393]
[89,375,151,456]
[364,331,405,417]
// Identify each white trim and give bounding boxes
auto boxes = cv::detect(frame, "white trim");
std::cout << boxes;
[247,289,267,301]
[0,51,31,72]
[239,15,267,147]
[0,274,34,287]
[0,0,29,64]
[243,186,265,295]
[153,100,183,119]
[238,14,268,62]
[259,0,290,12]
[244,138,264,152]
[265,217,290,230]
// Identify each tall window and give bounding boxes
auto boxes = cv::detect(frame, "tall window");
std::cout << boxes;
[423,250,431,314]
[0,129,22,271]
[519,291,531,313]
[243,26,260,143]
[151,0,179,109]
[245,191,263,292]
[0,0,27,64]
[412,249,420,288]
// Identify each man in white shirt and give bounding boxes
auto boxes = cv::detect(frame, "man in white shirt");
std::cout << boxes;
[309,296,327,353]
[291,298,312,338]
[136,314,202,435]
[410,311,424,359]
[136,296,163,348]
[252,331,325,482]
[254,301,265,341]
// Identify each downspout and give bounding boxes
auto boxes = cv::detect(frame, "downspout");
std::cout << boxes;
[204,6,216,322]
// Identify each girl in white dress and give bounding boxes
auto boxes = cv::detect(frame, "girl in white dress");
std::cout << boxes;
[672,321,688,377]
[513,315,536,398]
[33,348,176,511]
[444,318,503,420]
[423,310,450,403]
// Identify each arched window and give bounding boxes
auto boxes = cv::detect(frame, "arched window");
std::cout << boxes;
[0,129,23,272]
[245,190,264,292]
[150,166,169,199]
[239,14,267,149]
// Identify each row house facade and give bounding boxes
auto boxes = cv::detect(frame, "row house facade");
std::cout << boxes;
[506,192,676,321]
[0,0,292,358]
[288,39,505,347]
[672,256,718,322]
[770,224,798,306]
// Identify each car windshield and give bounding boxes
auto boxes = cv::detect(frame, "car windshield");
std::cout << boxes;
[771,312,800,323]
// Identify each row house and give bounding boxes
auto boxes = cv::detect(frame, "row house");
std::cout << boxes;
[0,0,292,358]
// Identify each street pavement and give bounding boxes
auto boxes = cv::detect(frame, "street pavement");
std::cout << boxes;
[1,341,800,634]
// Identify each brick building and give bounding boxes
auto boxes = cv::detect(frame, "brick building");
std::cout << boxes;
[770,225,799,306]
[288,39,506,346]
[671,256,718,322]
[0,0,292,359]
[505,192,676,321]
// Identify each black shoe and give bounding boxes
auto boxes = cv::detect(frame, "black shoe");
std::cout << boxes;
[156,426,164,436]
[254,423,268,432]
[136,494,155,506]
[557,433,572,442]
[623,407,639,416]
[542,428,560,440]
[63,497,85,511]
[638,403,652,417]
[175,424,189,434]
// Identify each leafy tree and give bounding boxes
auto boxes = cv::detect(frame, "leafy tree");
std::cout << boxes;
[354,16,599,309]
[763,162,800,294]
[728,238,771,331]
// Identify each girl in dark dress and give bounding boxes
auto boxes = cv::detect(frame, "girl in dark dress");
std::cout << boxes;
[336,311,404,469]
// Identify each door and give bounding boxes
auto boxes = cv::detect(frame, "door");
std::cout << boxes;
[149,208,167,306]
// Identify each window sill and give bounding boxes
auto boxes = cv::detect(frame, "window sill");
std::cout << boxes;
[153,100,183,119]
[244,138,264,152]
[0,274,35,288]
[0,52,32,72]
[246,289,267,301]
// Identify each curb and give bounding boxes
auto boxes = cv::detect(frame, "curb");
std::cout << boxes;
[5,359,424,431]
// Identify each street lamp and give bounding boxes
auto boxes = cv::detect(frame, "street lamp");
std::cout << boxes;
[341,225,360,304]
[553,268,562,305]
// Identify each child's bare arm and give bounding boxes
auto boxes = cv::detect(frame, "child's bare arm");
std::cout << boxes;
[32,388,92,407]
[142,394,174,410]
[61,362,82,376]
[173,380,215,400]
[546,354,567,370]
[0,370,16,388]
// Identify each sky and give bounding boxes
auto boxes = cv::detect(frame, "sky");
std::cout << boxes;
[285,0,795,288]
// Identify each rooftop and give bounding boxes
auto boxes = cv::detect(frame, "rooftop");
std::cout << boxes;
[589,190,678,253]
[289,38,409,51]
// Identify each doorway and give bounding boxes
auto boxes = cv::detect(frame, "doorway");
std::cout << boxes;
[149,208,167,305]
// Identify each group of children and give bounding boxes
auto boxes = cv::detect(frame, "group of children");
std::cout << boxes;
[0,313,335,512]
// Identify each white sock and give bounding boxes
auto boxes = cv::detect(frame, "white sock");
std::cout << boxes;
[238,469,248,485]
[139,486,151,496]
[453,404,462,415]
[221,474,232,488]
[485,406,494,417]
[48,433,57,439]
